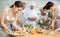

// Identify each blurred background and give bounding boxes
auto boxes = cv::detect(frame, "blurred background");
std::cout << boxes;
[0,0,60,21]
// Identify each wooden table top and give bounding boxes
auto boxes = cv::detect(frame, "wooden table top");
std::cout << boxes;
[8,32,60,37]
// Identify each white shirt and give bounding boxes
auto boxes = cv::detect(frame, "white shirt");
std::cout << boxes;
[18,9,27,22]
[39,11,48,21]
[26,9,40,20]
[23,8,40,28]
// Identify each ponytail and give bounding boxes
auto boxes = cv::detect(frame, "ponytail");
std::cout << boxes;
[10,4,14,8]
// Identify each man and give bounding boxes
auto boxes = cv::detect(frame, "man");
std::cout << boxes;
[17,2,26,26]
[24,2,40,29]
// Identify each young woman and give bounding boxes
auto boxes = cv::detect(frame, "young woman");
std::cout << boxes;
[43,1,60,31]
[0,1,23,35]
[40,2,55,29]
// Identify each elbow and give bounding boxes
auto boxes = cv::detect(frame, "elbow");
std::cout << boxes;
[1,20,4,25]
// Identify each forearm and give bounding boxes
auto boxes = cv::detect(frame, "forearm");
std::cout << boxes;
[13,23,22,31]
[1,23,12,32]
[13,13,22,31]
[51,19,55,28]
[1,21,12,34]
[1,21,12,32]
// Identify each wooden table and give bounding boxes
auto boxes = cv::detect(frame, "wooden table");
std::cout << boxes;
[8,32,60,37]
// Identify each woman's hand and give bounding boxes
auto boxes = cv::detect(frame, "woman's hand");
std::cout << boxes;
[54,27,60,33]
[7,31,13,35]
[15,28,26,33]
[6,30,14,35]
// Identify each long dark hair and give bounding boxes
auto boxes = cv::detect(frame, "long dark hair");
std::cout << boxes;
[10,1,23,8]
[43,1,54,10]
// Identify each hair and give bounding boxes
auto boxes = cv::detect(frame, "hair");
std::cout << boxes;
[43,1,54,10]
[22,2,26,5]
[10,1,23,8]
